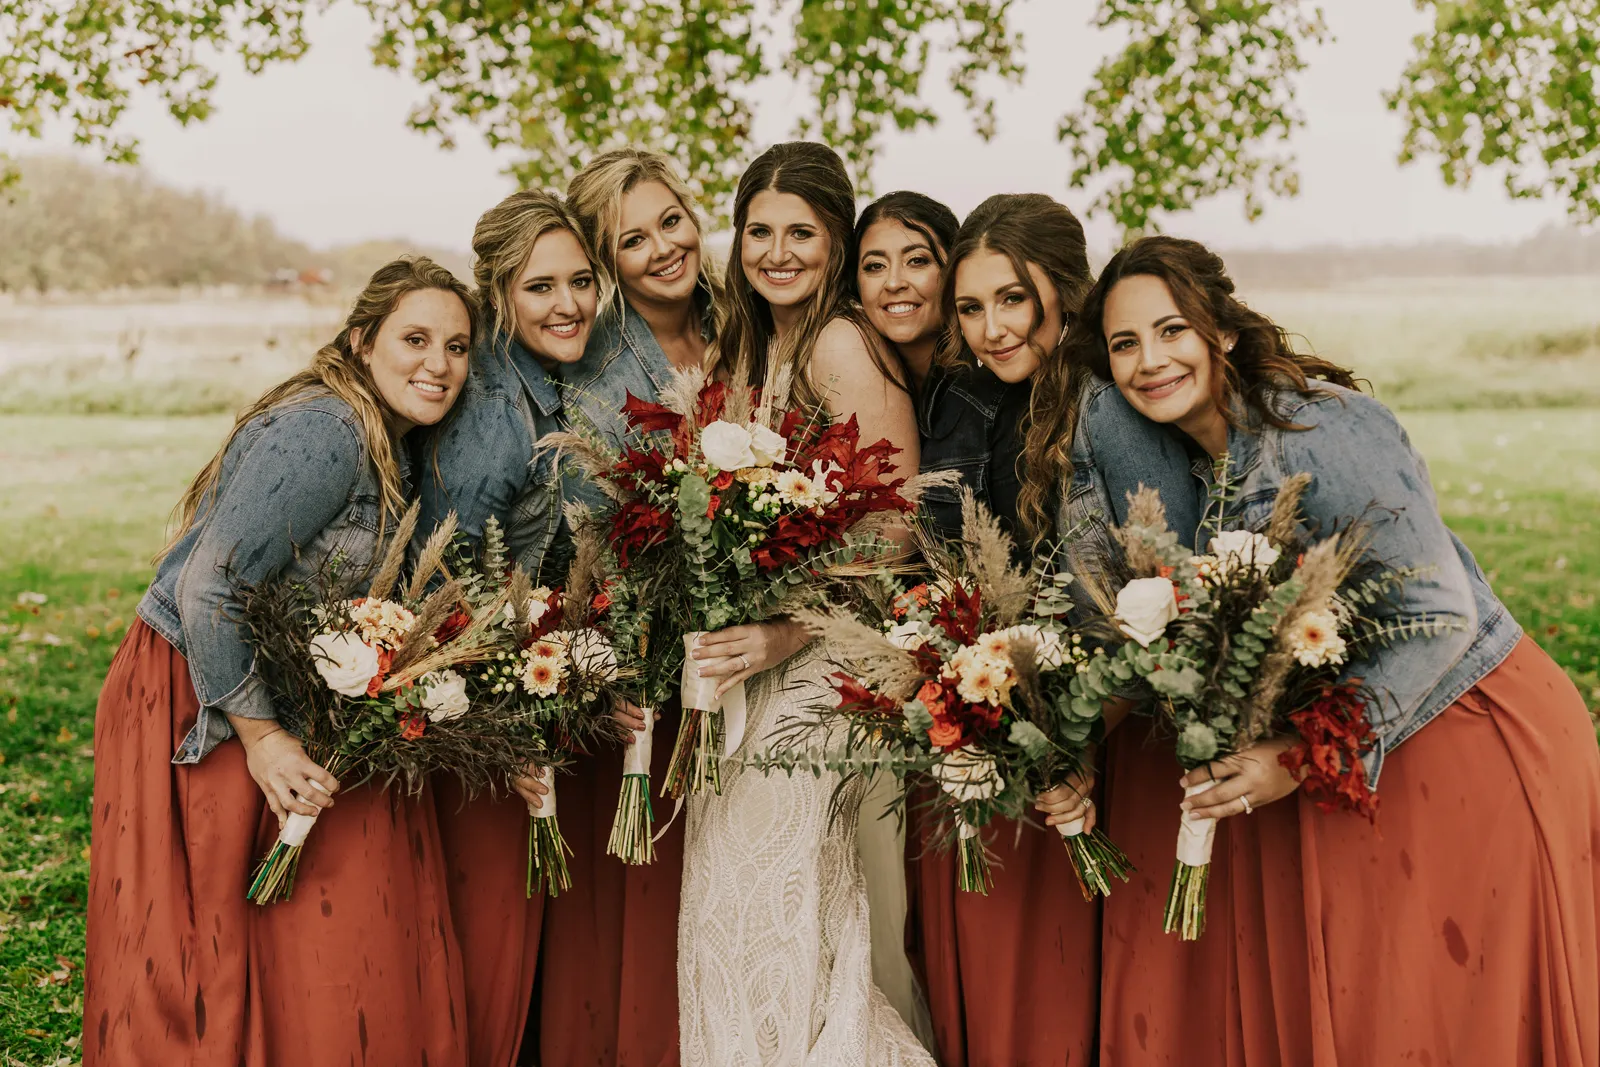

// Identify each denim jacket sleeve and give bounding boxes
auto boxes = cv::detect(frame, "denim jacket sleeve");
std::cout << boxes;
[417,383,535,548]
[173,407,365,724]
[1277,393,1477,772]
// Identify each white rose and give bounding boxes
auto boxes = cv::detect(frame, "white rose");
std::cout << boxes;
[421,669,471,722]
[885,620,927,651]
[932,747,1004,802]
[502,591,553,628]
[1114,577,1180,647]
[700,420,757,471]
[747,422,787,467]
[308,631,381,697]
[1208,529,1280,577]
[1001,624,1066,670]
[564,627,620,682]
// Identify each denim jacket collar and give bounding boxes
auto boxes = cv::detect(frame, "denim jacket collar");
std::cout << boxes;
[489,331,564,417]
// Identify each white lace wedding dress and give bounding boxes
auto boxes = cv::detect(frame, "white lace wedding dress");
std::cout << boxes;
[678,643,936,1066]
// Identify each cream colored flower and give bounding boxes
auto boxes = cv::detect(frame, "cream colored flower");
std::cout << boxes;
[700,420,757,471]
[347,597,416,649]
[309,631,380,697]
[932,746,1004,802]
[747,422,787,467]
[976,631,1011,658]
[1286,609,1348,668]
[949,644,1013,705]
[884,620,928,651]
[1114,577,1180,647]
[561,628,619,682]
[1208,530,1280,579]
[1000,624,1067,670]
[807,460,842,506]
[421,669,471,722]
[518,652,566,698]
[772,468,819,507]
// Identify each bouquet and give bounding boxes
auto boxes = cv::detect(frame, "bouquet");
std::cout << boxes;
[546,366,939,806]
[453,516,628,896]
[1070,473,1457,938]
[236,508,531,903]
[750,492,1133,898]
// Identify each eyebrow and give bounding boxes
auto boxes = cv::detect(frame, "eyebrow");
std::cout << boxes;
[397,323,433,332]
[861,242,933,259]
[1107,313,1185,342]
[521,268,592,284]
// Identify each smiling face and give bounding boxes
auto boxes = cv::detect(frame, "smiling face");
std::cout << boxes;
[740,189,832,317]
[1102,273,1226,449]
[614,180,702,308]
[357,287,472,434]
[509,227,597,366]
[952,248,1061,384]
[856,218,943,348]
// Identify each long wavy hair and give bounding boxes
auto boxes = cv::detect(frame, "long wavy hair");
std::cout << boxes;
[471,188,605,351]
[566,147,723,336]
[852,190,960,285]
[710,141,900,411]
[1024,235,1361,542]
[936,194,1092,542]
[157,256,478,562]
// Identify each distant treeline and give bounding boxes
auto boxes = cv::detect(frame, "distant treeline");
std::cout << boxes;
[0,156,467,293]
[1220,227,1600,288]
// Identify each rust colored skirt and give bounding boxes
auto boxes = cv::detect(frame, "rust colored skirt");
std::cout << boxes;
[84,620,468,1067]
[434,780,545,1067]
[905,787,1100,1066]
[536,704,685,1067]
[1100,636,1600,1067]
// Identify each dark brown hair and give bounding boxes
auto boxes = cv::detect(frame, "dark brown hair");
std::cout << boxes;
[709,141,901,410]
[939,194,1092,541]
[1021,234,1360,541]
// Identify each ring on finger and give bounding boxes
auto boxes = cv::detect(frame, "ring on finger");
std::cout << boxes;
[1084,798,1094,811]
[1240,794,1254,815]
[1206,764,1217,782]
[737,654,750,672]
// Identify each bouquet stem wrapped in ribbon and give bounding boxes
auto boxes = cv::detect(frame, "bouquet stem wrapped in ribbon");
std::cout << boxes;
[607,707,657,864]
[527,765,572,898]
[665,632,748,797]
[955,818,990,894]
[1056,807,1136,902]
[1163,782,1217,939]
[247,762,345,903]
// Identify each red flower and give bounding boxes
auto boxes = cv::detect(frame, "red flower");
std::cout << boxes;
[621,392,684,434]
[611,500,674,566]
[1279,681,1380,821]
[433,605,472,643]
[711,469,735,490]
[592,589,612,615]
[706,493,721,519]
[892,583,931,620]
[927,718,963,749]
[830,673,901,719]
[365,647,394,698]
[398,712,426,740]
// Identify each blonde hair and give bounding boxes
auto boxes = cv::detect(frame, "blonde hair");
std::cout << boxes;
[158,256,479,562]
[566,147,723,331]
[710,141,903,412]
[471,188,606,350]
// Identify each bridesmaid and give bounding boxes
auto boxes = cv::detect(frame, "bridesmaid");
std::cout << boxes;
[1067,234,1600,1066]
[417,190,604,1067]
[531,147,723,1067]
[85,258,475,1066]
[900,191,1105,1066]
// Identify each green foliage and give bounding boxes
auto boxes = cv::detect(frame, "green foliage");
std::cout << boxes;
[1058,0,1329,234]
[1387,0,1600,223]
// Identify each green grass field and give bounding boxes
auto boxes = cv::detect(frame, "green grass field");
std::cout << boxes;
[1,408,1595,1062]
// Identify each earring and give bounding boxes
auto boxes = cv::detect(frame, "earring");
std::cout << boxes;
[1225,341,1236,353]
[1058,318,1071,345]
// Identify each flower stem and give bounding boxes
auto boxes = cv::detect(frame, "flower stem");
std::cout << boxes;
[956,831,992,894]
[662,707,722,798]
[1063,828,1136,901]
[1163,860,1210,940]
[606,773,656,865]
[246,842,303,904]
[527,813,573,898]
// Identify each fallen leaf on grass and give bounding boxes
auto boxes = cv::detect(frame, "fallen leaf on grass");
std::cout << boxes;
[22,1028,48,1038]
[56,727,74,744]
[84,626,100,639]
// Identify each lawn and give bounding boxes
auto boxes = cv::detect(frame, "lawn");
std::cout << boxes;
[0,406,1596,1063]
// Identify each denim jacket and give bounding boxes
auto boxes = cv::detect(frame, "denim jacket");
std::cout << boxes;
[1200,383,1521,785]
[1058,378,1202,613]
[416,331,567,581]
[137,394,397,764]
[917,363,1031,545]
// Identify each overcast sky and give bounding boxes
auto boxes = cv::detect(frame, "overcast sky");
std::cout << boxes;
[9,0,1572,253]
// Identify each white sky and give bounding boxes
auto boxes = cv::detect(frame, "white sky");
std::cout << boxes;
[7,0,1572,253]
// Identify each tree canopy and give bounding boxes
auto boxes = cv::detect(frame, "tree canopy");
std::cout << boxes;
[3,0,1596,231]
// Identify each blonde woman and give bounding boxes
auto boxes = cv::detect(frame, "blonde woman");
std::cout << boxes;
[523,148,723,1067]
[84,258,476,1066]
[678,141,934,1066]
[415,189,605,1067]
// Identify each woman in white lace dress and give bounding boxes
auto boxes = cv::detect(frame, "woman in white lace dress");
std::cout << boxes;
[677,141,936,1067]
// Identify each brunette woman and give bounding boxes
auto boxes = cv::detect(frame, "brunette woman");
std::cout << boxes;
[85,258,476,1067]
[416,190,605,1067]
[909,192,1113,1066]
[1067,234,1600,1066]
[677,141,934,1064]
[526,148,723,1067]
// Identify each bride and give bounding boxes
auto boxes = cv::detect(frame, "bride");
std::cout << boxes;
[678,140,935,1066]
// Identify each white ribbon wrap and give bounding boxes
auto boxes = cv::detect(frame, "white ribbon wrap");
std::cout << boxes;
[533,765,557,820]
[681,632,748,757]
[1176,781,1217,867]
[957,817,979,841]
[1055,815,1086,840]
[279,811,318,847]
[622,707,655,776]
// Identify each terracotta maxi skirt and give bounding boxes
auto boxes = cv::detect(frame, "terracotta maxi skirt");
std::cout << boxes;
[1100,636,1600,1066]
[905,787,1101,1066]
[84,620,469,1067]
[537,704,686,1067]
